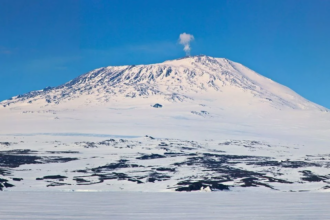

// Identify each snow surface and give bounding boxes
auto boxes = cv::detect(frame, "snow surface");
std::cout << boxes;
[0,55,330,192]
[1,192,330,219]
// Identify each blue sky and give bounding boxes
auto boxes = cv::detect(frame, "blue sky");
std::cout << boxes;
[1,0,330,108]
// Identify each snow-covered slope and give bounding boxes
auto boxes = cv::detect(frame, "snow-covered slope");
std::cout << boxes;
[0,55,330,192]
[1,55,326,111]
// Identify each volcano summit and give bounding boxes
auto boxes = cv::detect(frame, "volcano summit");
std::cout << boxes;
[1,55,326,112]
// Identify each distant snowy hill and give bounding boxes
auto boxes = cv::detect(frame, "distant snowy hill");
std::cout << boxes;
[1,55,326,111]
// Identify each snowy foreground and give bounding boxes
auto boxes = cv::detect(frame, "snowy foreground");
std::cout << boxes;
[1,134,330,192]
[1,191,330,219]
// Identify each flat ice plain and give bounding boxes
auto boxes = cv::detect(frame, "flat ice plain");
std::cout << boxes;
[1,192,330,220]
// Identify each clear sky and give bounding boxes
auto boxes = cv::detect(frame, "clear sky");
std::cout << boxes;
[1,0,330,108]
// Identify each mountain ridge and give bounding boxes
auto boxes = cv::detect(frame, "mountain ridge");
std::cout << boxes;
[1,55,327,111]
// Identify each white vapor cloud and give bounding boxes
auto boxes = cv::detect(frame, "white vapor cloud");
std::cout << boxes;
[179,33,194,55]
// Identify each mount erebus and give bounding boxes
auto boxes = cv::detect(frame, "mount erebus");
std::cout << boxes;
[1,55,326,111]
[0,55,330,192]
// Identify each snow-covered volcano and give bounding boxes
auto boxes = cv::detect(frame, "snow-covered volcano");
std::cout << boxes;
[1,56,330,192]
[0,55,329,141]
[1,55,326,111]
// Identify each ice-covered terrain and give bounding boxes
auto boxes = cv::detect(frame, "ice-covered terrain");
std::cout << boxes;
[0,55,329,192]
[1,192,330,219]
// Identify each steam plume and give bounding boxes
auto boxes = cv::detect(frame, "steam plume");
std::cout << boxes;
[179,33,194,55]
